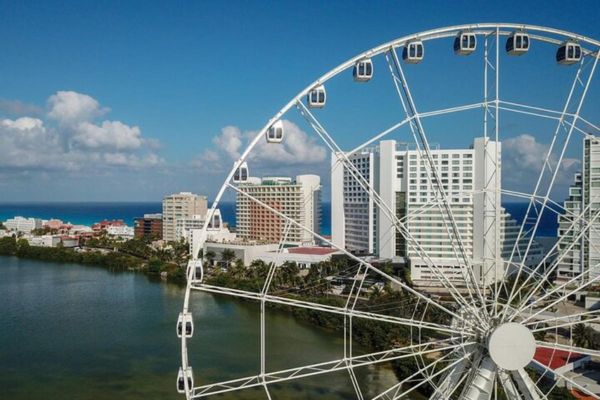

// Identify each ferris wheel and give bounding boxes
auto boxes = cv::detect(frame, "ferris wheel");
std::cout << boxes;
[178,23,600,399]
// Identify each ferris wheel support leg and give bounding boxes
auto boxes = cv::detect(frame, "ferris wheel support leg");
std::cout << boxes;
[502,51,600,320]
[386,351,473,400]
[511,368,542,400]
[347,365,365,400]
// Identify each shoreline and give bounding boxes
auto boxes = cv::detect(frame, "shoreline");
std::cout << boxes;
[0,236,187,285]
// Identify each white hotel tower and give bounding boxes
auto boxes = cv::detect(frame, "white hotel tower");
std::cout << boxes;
[331,138,543,287]
[556,136,600,284]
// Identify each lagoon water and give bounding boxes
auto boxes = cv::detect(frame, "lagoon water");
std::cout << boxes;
[0,256,397,399]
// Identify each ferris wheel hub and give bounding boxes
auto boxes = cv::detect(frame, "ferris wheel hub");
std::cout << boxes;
[487,322,536,371]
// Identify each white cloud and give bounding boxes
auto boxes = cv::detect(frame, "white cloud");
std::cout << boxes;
[212,125,243,160]
[503,134,580,194]
[73,120,143,150]
[196,120,327,172]
[0,99,43,116]
[48,91,108,125]
[0,92,163,173]
[249,120,327,165]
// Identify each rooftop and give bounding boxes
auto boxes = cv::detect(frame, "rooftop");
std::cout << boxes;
[287,246,340,256]
[534,346,588,370]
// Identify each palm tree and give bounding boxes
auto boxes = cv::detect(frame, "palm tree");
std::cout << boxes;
[221,249,236,268]
[204,250,216,267]
[572,323,596,348]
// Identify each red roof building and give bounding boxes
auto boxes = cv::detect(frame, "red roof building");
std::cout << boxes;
[287,246,340,256]
[532,346,591,381]
[92,219,126,232]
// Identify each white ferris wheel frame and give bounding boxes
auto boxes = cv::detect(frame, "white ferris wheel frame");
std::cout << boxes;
[180,23,600,400]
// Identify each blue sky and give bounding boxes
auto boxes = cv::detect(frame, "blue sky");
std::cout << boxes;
[0,0,599,201]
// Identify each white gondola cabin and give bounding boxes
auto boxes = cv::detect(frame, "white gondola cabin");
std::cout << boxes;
[307,85,326,108]
[177,312,194,338]
[266,120,284,143]
[177,367,194,394]
[353,58,373,82]
[403,41,424,63]
[506,31,530,56]
[233,162,249,183]
[207,209,221,230]
[454,32,476,55]
[556,41,582,65]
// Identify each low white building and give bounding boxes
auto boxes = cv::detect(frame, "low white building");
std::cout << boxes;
[70,225,93,234]
[5,216,43,233]
[27,235,79,248]
[177,215,206,242]
[28,235,61,247]
[190,209,237,256]
[203,241,342,269]
[106,225,134,239]
[203,241,279,266]
[262,246,343,269]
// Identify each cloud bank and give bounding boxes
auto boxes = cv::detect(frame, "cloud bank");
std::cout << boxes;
[0,91,163,172]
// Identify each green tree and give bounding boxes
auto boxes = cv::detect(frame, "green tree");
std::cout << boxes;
[220,249,236,267]
[147,258,165,275]
[0,236,17,255]
[204,250,216,266]
[573,324,596,348]
[16,238,30,257]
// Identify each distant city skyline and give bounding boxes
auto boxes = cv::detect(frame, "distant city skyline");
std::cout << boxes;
[1,1,599,201]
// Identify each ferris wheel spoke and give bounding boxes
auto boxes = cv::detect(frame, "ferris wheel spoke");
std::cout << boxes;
[192,282,467,335]
[517,266,600,324]
[385,46,488,310]
[282,107,487,329]
[511,211,600,318]
[299,82,491,324]
[525,309,600,328]
[530,314,600,333]
[531,358,600,399]
[509,202,600,317]
[192,341,467,398]
[347,101,487,157]
[501,189,568,216]
[536,340,600,358]
[227,182,485,332]
[503,55,591,282]
[502,53,600,320]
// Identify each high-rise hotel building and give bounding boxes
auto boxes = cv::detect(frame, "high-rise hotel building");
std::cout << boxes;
[236,175,321,245]
[557,136,600,284]
[332,138,543,287]
[162,192,208,242]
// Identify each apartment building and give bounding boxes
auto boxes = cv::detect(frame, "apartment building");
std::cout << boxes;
[134,214,163,239]
[557,136,600,284]
[332,138,543,287]
[4,216,43,233]
[236,175,321,245]
[162,192,207,242]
